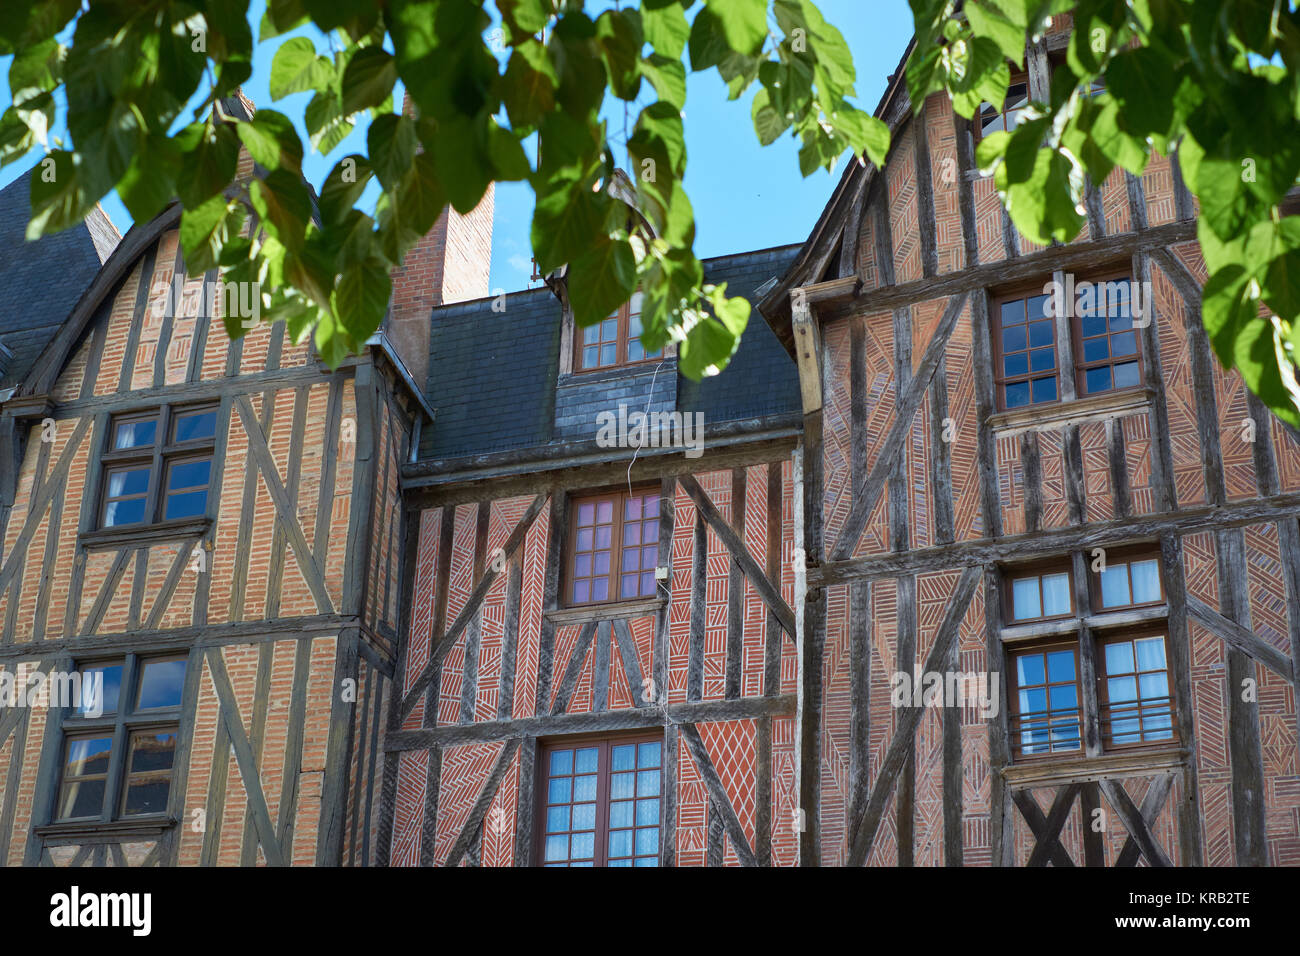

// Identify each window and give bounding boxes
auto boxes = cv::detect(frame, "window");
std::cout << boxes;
[56,654,187,822]
[993,275,1144,411]
[1073,276,1142,397]
[1008,643,1082,758]
[1094,552,1163,610]
[100,405,218,528]
[1002,549,1177,760]
[994,289,1057,409]
[1099,632,1174,747]
[574,292,662,371]
[978,72,1030,139]
[567,488,661,606]
[1006,566,1073,623]
[538,735,662,867]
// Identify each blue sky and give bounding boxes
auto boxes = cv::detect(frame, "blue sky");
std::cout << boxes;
[0,1,914,294]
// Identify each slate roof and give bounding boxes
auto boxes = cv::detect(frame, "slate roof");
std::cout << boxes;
[0,169,116,389]
[420,243,801,460]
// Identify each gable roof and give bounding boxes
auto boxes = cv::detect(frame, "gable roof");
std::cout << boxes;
[419,243,803,461]
[0,168,118,389]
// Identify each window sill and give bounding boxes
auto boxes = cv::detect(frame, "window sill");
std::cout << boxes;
[546,597,667,625]
[34,815,176,842]
[1001,746,1187,788]
[79,517,211,551]
[986,386,1153,435]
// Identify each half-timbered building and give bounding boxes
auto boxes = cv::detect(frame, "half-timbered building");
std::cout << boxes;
[379,244,805,866]
[0,93,491,868]
[759,15,1300,866]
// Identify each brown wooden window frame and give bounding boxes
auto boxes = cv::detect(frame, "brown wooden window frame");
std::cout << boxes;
[572,292,663,373]
[1070,270,1145,399]
[1089,545,1164,612]
[98,403,218,530]
[992,283,1059,411]
[1097,626,1176,751]
[564,486,663,608]
[975,70,1030,142]
[535,731,664,867]
[1003,561,1075,624]
[55,652,187,824]
[992,271,1146,412]
[1006,640,1084,760]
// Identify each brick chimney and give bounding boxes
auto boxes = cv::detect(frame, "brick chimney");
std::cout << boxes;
[385,95,494,387]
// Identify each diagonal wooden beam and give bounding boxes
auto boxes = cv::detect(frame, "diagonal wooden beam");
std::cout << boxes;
[143,536,204,630]
[0,418,91,596]
[79,547,133,636]
[0,659,54,746]
[442,737,521,867]
[204,647,285,866]
[1115,773,1175,867]
[233,396,334,614]
[829,291,969,562]
[846,564,981,865]
[612,618,648,709]
[678,475,795,639]
[550,621,599,716]
[1186,593,1294,682]
[679,723,758,867]
[1021,784,1081,867]
[1100,777,1174,867]
[398,493,548,726]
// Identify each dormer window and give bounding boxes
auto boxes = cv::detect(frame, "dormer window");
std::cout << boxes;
[574,293,662,372]
[978,72,1029,139]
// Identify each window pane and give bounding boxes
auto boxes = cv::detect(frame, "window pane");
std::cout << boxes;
[1108,676,1138,702]
[65,736,112,778]
[1029,347,1055,371]
[1113,361,1141,388]
[1135,636,1167,671]
[1083,337,1109,362]
[1081,312,1107,337]
[1099,564,1131,607]
[113,418,157,450]
[1031,376,1057,403]
[108,467,150,497]
[1002,325,1027,353]
[636,769,660,797]
[612,744,636,771]
[638,741,661,766]
[137,658,187,709]
[575,747,598,773]
[1105,640,1136,674]
[1015,653,1045,686]
[550,749,573,775]
[75,663,122,716]
[609,800,633,828]
[573,774,597,802]
[610,771,634,800]
[1041,573,1071,616]
[104,497,147,527]
[59,777,106,820]
[1004,381,1030,408]
[167,458,210,491]
[1028,320,1053,348]
[173,409,217,442]
[1130,560,1161,603]
[164,489,208,520]
[1084,365,1112,393]
[1004,353,1028,377]
[1011,577,1041,620]
[1110,331,1137,357]
[1046,650,1075,683]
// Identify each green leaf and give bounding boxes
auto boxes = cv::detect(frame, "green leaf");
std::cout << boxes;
[703,0,767,56]
[26,150,90,238]
[318,154,373,224]
[531,178,607,274]
[1106,47,1177,139]
[596,9,643,101]
[499,0,551,38]
[751,87,789,146]
[688,6,731,72]
[177,122,239,208]
[1001,148,1085,244]
[269,36,332,101]
[643,2,690,59]
[503,40,558,129]
[569,236,637,327]
[249,168,312,250]
[832,106,890,168]
[431,113,492,213]
[341,46,397,117]
[180,195,240,274]
[235,110,303,172]
[966,0,1027,64]
[332,255,392,342]
[641,54,687,109]
[117,135,180,224]
[367,113,418,192]
[487,119,530,181]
